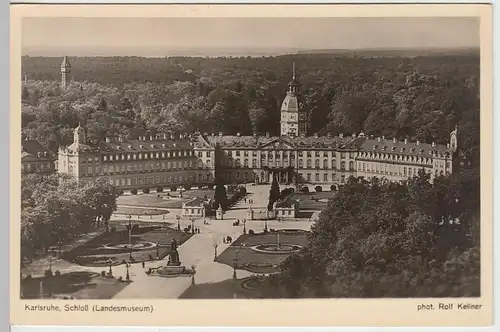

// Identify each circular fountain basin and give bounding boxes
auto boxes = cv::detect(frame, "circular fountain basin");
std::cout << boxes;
[250,243,303,254]
[101,241,158,250]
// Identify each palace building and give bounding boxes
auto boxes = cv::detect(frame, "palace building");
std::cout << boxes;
[21,139,58,175]
[53,57,457,189]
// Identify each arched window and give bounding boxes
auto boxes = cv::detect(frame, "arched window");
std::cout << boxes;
[315,159,320,168]
[252,159,256,168]
[323,159,328,169]
[206,159,211,167]
[340,161,345,171]
[244,159,248,167]
[307,159,312,168]
[349,161,354,170]
[299,159,303,167]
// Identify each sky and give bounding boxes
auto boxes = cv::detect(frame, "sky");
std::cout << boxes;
[22,17,480,57]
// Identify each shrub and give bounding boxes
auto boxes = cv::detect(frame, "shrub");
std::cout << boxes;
[25,274,32,280]
[170,185,178,192]
[301,186,310,193]
[157,187,163,193]
[148,254,154,260]
[44,269,53,278]
[143,188,150,194]
[131,188,138,195]
[130,257,136,263]
[315,186,323,192]
[101,271,106,277]
[121,260,127,265]
[111,226,116,233]
[118,276,124,282]
[119,190,125,196]
[248,229,255,235]
[330,185,337,191]
[131,224,139,233]
[183,183,191,191]
[54,270,61,277]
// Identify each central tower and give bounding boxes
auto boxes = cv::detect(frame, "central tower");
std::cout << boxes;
[280,62,307,137]
[61,56,71,89]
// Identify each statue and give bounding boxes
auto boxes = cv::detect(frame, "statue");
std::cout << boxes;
[167,239,181,266]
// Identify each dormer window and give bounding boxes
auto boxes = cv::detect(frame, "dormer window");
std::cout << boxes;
[128,145,132,149]
[419,149,424,154]
[116,146,120,150]
[410,148,415,153]
[150,144,155,148]
[400,148,405,152]
[173,143,177,148]
[372,145,377,150]
[391,147,396,151]
[140,145,144,149]
[382,146,387,151]
[162,144,166,148]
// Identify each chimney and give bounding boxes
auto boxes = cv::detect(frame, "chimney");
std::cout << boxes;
[237,132,241,137]
[314,133,318,138]
[266,132,270,138]
[253,132,257,137]
[416,140,420,146]
[377,137,381,142]
[211,133,215,137]
[432,142,436,147]
[352,133,356,138]
[149,136,153,141]
[382,136,385,140]
[170,134,175,140]
[326,132,332,138]
[447,143,450,148]
[404,138,408,144]
[219,132,223,136]
[393,137,396,144]
[339,133,343,138]
[105,137,111,143]
[118,135,124,142]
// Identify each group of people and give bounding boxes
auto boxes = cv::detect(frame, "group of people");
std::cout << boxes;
[222,236,233,244]
[244,198,254,204]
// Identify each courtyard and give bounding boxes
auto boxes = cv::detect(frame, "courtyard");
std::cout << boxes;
[117,189,214,209]
[215,229,309,273]
[63,220,193,267]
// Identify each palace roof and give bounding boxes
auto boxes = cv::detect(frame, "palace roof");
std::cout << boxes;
[203,134,356,150]
[358,137,453,158]
[21,140,57,161]
[98,138,194,154]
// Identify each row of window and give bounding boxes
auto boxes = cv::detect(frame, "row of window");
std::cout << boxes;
[22,162,54,171]
[225,151,354,159]
[109,173,212,187]
[358,162,451,176]
[222,158,354,170]
[81,160,213,176]
[99,150,194,162]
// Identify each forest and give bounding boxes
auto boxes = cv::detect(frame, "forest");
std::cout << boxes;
[21,54,479,166]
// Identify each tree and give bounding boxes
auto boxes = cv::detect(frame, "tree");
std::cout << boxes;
[268,173,280,211]
[214,177,228,211]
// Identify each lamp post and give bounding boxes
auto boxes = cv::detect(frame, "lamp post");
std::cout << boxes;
[213,243,218,262]
[277,232,280,249]
[264,219,268,232]
[176,215,181,230]
[156,242,160,259]
[127,215,133,260]
[232,248,239,280]
[191,218,195,234]
[108,258,113,276]
[48,254,52,272]
[243,219,247,234]
[125,262,131,282]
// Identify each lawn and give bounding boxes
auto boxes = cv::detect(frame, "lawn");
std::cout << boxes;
[215,230,309,273]
[21,271,128,299]
[63,220,193,267]
[115,206,169,216]
[117,190,214,209]
[179,277,264,299]
[291,191,336,210]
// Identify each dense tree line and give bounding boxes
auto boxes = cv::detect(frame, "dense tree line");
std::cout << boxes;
[21,54,479,165]
[21,174,120,260]
[260,169,480,298]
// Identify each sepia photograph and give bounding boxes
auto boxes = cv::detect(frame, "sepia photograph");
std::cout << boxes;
[10,3,493,327]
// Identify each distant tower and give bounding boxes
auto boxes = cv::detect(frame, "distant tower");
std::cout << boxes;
[280,62,307,137]
[60,56,71,89]
[73,122,86,145]
[450,125,458,153]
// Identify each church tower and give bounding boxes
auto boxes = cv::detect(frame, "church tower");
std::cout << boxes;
[280,62,307,137]
[60,56,71,89]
